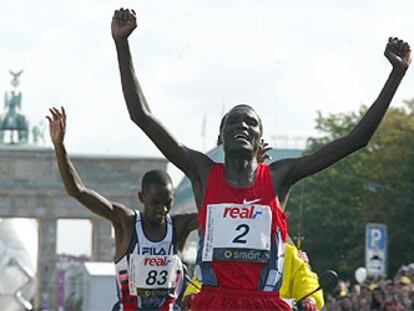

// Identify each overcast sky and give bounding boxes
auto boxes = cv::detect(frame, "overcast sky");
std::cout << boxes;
[1,0,414,185]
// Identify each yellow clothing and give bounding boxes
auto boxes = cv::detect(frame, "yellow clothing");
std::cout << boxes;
[183,243,324,309]
[183,275,201,299]
[280,243,324,310]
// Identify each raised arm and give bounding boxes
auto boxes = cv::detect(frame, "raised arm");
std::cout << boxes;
[277,37,411,186]
[112,9,208,177]
[47,107,132,224]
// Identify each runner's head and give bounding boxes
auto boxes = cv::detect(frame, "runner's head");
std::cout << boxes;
[139,170,174,225]
[218,104,263,158]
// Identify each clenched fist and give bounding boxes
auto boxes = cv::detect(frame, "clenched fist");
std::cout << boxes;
[112,8,137,41]
[384,37,411,72]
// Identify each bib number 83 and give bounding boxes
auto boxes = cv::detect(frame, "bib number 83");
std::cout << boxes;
[145,270,168,286]
[232,224,250,244]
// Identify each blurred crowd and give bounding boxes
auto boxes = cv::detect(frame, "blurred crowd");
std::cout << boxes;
[325,264,414,310]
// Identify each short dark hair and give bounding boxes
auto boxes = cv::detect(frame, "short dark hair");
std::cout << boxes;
[141,170,172,191]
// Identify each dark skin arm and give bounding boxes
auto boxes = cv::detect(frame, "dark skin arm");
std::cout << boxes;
[172,213,199,252]
[270,38,411,205]
[47,107,134,261]
[112,8,212,201]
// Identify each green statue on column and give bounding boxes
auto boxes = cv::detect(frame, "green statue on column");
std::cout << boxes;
[0,70,29,144]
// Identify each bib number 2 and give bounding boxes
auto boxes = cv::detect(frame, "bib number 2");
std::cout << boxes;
[232,224,250,244]
[202,203,272,263]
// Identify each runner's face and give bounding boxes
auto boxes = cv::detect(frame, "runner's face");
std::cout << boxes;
[139,184,174,224]
[221,106,262,157]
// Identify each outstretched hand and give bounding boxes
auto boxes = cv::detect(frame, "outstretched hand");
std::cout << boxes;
[112,8,137,41]
[46,107,66,145]
[385,37,411,72]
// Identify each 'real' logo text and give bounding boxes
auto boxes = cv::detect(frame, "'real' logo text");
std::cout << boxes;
[143,257,171,267]
[223,206,263,219]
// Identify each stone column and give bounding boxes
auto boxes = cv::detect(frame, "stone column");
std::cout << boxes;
[36,217,57,310]
[92,218,114,261]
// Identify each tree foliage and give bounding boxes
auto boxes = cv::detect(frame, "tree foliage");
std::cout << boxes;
[286,100,414,280]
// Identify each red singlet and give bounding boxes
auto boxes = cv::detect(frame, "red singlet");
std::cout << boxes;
[193,163,289,310]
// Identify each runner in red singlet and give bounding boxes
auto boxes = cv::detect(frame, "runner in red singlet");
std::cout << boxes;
[113,8,411,309]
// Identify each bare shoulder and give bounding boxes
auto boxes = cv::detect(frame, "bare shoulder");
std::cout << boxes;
[172,213,198,232]
[268,157,298,175]
[268,157,301,187]
[182,148,214,209]
[172,213,198,224]
[172,212,198,253]
[112,202,135,226]
[186,147,214,179]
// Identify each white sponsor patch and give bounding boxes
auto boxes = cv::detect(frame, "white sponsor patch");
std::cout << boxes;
[202,203,272,262]
[129,254,179,294]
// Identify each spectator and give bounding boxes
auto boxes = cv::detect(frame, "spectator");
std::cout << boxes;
[327,263,414,310]
[408,290,414,311]
[339,296,354,310]
[396,276,412,309]
[371,287,386,311]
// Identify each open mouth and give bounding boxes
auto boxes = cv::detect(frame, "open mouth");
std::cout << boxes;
[233,133,249,143]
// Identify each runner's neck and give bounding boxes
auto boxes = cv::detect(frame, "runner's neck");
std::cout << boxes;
[224,157,258,188]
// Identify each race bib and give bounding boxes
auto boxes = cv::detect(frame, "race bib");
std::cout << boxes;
[129,254,179,296]
[202,203,272,263]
